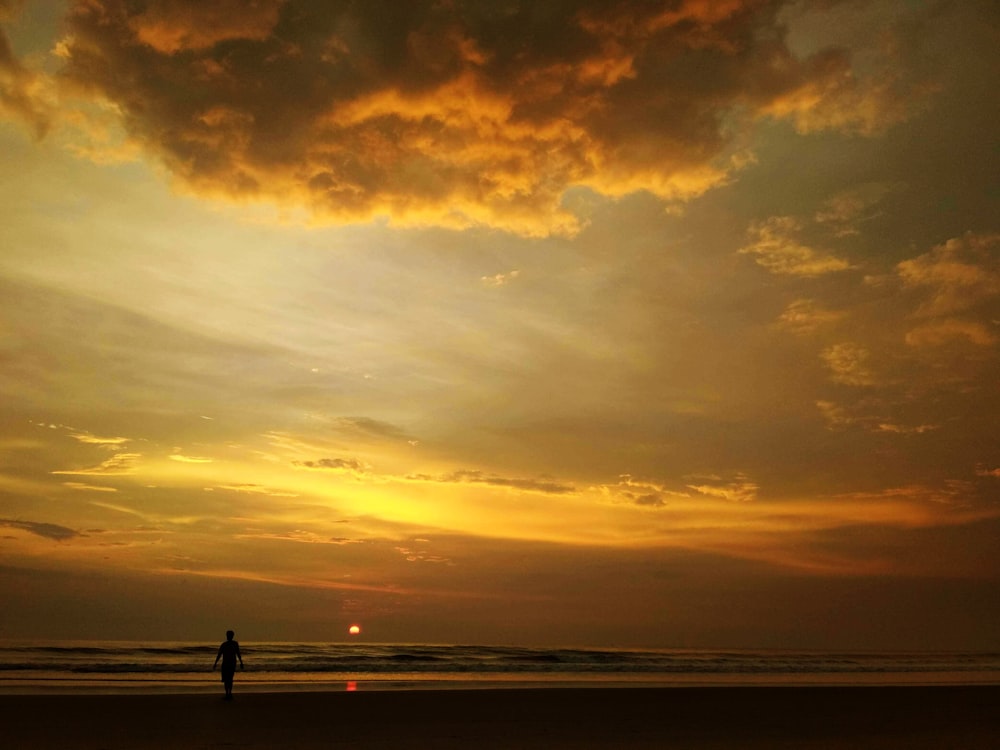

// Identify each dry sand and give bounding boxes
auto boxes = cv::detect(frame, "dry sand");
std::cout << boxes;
[2,685,998,749]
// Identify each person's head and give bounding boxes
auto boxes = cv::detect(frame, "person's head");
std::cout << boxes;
[226,630,235,641]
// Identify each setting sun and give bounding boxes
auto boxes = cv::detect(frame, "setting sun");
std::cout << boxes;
[349,625,361,636]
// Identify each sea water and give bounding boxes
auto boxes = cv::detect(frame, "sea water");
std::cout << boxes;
[1,642,998,693]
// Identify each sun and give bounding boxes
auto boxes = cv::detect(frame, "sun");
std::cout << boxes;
[348,624,361,635]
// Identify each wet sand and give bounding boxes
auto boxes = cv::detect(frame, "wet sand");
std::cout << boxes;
[2,685,998,748]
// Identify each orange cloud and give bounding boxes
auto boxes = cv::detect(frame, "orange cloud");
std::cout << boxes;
[127,0,285,54]
[70,432,131,448]
[820,343,880,387]
[905,319,997,348]
[62,481,119,493]
[51,0,931,235]
[169,454,214,464]
[895,233,1000,349]
[740,217,853,276]
[775,299,844,335]
[481,270,520,287]
[815,400,937,436]
[684,473,758,503]
[754,35,935,137]
[212,483,298,498]
[0,1,51,136]
[897,232,1000,318]
[51,452,142,476]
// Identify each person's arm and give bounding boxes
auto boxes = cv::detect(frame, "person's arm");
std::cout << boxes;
[213,644,222,669]
[236,643,244,669]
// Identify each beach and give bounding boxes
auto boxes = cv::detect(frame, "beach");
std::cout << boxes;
[2,685,998,749]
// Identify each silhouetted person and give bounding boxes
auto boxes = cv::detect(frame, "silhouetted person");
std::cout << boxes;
[213,630,244,699]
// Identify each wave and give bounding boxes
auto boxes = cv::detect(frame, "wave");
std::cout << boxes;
[1,643,998,677]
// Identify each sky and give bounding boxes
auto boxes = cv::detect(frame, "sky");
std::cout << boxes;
[0,0,998,650]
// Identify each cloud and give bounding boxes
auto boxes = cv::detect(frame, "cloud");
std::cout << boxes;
[601,475,691,508]
[904,319,997,348]
[330,417,412,442]
[212,483,299,498]
[755,47,928,136]
[896,233,1000,318]
[814,182,898,236]
[481,270,520,287]
[62,481,119,493]
[409,469,575,495]
[874,422,937,436]
[51,452,142,476]
[49,0,929,236]
[775,299,844,335]
[739,217,853,277]
[89,500,146,517]
[395,544,452,565]
[169,454,214,463]
[70,432,131,448]
[0,518,79,541]
[816,400,937,436]
[760,0,942,137]
[293,457,368,474]
[893,233,1000,349]
[815,400,854,430]
[820,343,878,386]
[235,529,363,545]
[685,474,758,503]
[0,1,51,136]
[832,482,981,510]
[126,0,284,54]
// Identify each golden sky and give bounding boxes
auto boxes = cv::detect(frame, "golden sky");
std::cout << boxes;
[1,0,998,649]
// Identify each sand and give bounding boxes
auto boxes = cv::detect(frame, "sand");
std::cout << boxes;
[2,685,998,749]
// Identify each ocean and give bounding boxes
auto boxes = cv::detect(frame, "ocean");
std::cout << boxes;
[1,642,998,694]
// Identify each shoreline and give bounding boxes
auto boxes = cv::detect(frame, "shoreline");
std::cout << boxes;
[3,669,1000,695]
[2,685,998,748]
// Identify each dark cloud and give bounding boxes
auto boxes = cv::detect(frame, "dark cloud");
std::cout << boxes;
[632,492,666,507]
[0,518,80,541]
[293,457,367,473]
[54,0,926,235]
[418,469,575,495]
[0,0,50,136]
[124,0,285,54]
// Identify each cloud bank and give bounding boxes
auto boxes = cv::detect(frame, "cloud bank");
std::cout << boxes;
[48,0,926,235]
